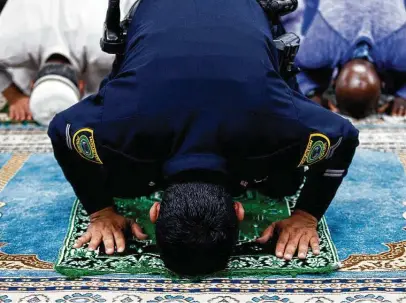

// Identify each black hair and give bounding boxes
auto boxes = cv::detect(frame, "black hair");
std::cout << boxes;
[46,53,71,65]
[34,63,79,88]
[155,172,238,276]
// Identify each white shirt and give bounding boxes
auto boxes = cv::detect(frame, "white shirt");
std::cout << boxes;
[0,0,138,96]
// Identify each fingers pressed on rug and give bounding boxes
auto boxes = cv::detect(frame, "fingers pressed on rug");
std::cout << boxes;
[310,236,321,255]
[73,232,91,249]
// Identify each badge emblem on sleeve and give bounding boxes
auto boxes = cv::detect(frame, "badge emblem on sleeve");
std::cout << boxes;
[72,128,103,164]
[298,133,330,167]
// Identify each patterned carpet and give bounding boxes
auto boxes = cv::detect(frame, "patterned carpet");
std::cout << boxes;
[0,120,405,302]
[0,118,405,154]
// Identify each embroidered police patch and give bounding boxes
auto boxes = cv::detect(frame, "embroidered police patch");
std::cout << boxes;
[72,128,103,164]
[298,133,331,167]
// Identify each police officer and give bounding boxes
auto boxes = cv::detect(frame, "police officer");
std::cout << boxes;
[49,0,359,275]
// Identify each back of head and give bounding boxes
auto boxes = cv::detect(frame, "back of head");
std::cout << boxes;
[156,174,238,276]
[335,59,381,119]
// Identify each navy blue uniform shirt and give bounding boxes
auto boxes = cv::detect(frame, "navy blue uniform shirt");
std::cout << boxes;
[48,0,359,220]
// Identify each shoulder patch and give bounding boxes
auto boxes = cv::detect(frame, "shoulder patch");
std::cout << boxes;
[298,133,330,167]
[72,128,103,164]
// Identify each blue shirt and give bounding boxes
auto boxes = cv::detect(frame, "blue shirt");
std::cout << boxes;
[295,0,406,98]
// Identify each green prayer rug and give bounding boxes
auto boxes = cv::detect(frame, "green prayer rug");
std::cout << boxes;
[55,190,340,278]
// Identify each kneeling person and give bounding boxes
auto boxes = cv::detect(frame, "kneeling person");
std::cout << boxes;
[49,0,359,276]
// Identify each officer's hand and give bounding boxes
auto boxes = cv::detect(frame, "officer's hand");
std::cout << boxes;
[8,95,32,121]
[256,210,320,261]
[391,97,406,116]
[73,207,148,255]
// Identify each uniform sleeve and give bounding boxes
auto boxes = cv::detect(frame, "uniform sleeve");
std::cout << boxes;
[48,95,113,215]
[288,101,359,220]
[294,121,359,221]
[283,87,360,221]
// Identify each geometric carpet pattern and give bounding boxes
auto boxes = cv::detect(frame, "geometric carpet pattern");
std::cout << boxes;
[0,283,406,302]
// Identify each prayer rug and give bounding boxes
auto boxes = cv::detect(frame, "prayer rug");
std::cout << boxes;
[55,191,339,278]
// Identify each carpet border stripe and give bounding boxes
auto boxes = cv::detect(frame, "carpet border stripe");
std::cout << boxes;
[0,277,406,293]
[0,153,30,191]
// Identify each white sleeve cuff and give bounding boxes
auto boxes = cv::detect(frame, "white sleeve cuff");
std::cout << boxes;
[0,69,13,93]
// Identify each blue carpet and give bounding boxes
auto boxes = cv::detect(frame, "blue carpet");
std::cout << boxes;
[327,150,406,258]
[0,154,72,262]
[0,150,405,278]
